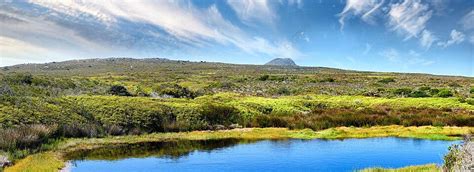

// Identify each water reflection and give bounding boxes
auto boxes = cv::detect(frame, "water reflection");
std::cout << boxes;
[66,139,254,161]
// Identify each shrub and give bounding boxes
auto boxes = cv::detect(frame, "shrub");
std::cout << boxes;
[268,75,287,82]
[466,98,474,105]
[470,87,474,94]
[55,124,103,138]
[175,109,208,131]
[419,86,431,91]
[393,88,412,97]
[2,73,33,85]
[208,81,235,89]
[155,83,196,98]
[258,75,269,81]
[320,78,335,82]
[429,88,440,96]
[378,78,395,84]
[108,85,132,96]
[437,89,453,98]
[409,90,429,98]
[200,103,239,125]
[0,125,56,151]
[276,87,291,95]
[0,84,15,96]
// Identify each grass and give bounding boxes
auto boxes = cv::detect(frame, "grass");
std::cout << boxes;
[4,126,473,172]
[359,164,440,172]
[4,152,63,172]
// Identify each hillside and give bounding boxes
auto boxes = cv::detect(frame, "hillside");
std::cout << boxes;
[0,57,472,98]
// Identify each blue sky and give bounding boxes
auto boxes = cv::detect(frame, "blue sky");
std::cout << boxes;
[0,0,473,76]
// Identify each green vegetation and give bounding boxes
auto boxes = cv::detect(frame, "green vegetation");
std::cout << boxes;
[0,58,473,170]
[4,126,473,172]
[360,164,440,172]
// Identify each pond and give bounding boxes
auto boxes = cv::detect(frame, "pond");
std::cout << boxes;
[65,138,459,172]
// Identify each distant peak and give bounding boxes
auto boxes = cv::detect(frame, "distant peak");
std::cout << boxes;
[264,58,297,66]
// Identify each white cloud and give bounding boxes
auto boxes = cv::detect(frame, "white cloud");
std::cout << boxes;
[287,0,303,9]
[338,0,385,30]
[16,0,302,60]
[379,48,399,62]
[380,49,435,66]
[346,56,356,63]
[363,43,372,55]
[470,34,474,44]
[227,0,276,25]
[0,36,86,66]
[430,0,448,15]
[419,30,437,49]
[437,29,466,48]
[408,50,420,57]
[0,10,111,60]
[460,10,474,31]
[407,57,434,66]
[387,0,432,40]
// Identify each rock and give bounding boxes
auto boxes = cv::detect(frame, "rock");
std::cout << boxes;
[264,58,298,66]
[212,125,226,130]
[229,124,243,129]
[0,155,12,167]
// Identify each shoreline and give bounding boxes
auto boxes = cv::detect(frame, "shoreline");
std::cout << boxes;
[4,125,473,172]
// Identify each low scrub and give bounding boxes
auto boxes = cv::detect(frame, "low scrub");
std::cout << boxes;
[0,125,55,151]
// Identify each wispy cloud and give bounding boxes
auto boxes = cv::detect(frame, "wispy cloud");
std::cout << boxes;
[363,43,372,55]
[419,30,437,49]
[346,56,356,63]
[227,0,276,25]
[437,29,465,48]
[338,0,384,30]
[470,34,474,44]
[379,49,434,66]
[287,0,304,9]
[460,10,474,31]
[387,0,432,40]
[379,48,399,62]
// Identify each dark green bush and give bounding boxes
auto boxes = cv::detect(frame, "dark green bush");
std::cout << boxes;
[200,103,239,125]
[268,75,287,81]
[155,83,196,98]
[419,86,431,91]
[393,88,412,97]
[2,73,33,85]
[108,85,132,96]
[437,89,453,98]
[409,90,429,98]
[466,98,474,105]
[208,81,235,89]
[258,75,269,81]
[276,87,291,95]
[378,78,395,84]
[429,88,440,96]
[320,77,335,82]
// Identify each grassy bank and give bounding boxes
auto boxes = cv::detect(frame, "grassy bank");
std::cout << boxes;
[360,164,440,172]
[4,126,473,172]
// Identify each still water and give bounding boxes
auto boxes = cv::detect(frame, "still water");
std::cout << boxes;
[67,138,459,172]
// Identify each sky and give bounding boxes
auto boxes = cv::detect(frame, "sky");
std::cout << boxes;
[0,0,473,76]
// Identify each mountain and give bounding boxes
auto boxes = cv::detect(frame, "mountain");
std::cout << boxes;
[264,58,297,66]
